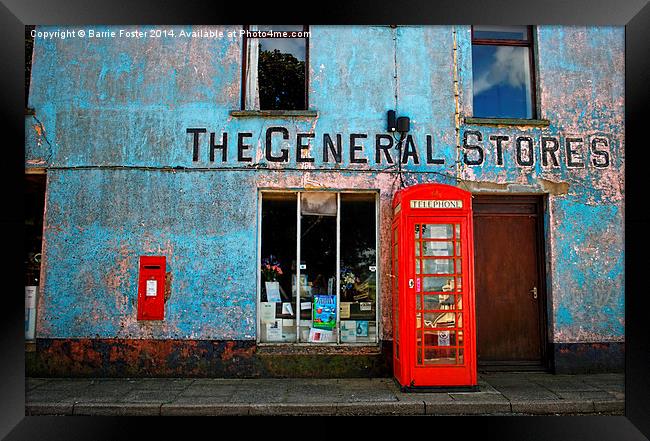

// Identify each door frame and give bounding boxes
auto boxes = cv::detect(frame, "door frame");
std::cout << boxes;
[472,194,550,370]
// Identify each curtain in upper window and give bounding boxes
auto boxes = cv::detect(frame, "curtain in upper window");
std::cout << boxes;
[244,25,261,110]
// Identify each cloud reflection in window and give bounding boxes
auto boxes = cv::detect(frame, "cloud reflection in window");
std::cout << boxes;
[472,45,533,118]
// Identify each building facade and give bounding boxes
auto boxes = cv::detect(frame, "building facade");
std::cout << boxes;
[25,25,624,377]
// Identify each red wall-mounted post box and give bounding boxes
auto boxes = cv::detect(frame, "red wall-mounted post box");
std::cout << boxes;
[392,183,477,391]
[137,256,166,321]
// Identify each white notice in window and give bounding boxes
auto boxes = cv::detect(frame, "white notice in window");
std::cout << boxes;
[340,302,351,319]
[266,320,283,341]
[360,302,372,311]
[260,302,276,323]
[341,321,357,343]
[438,331,450,346]
[146,280,157,296]
[25,286,37,309]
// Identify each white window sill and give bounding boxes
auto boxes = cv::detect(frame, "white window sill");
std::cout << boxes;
[464,116,550,127]
[230,110,319,118]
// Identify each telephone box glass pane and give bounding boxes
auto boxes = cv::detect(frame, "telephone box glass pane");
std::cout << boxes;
[455,259,462,274]
[425,348,457,364]
[422,241,454,256]
[423,294,456,311]
[419,258,454,274]
[424,312,456,328]
[422,276,453,292]
[424,330,458,346]
[421,224,454,239]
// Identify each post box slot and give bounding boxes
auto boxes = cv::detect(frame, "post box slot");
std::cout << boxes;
[143,265,160,269]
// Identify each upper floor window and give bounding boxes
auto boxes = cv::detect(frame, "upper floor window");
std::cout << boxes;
[242,25,309,111]
[471,26,536,119]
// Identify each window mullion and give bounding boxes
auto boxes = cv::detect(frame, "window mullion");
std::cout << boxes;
[296,191,302,342]
[336,192,341,344]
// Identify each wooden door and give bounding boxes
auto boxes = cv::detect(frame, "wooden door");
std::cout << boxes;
[473,196,547,366]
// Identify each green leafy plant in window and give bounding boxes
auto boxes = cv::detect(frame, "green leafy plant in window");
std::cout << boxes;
[258,49,306,110]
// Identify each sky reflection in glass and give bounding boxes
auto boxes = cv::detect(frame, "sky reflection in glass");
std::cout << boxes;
[472,44,533,119]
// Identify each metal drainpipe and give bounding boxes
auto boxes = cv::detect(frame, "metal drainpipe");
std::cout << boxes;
[452,26,462,183]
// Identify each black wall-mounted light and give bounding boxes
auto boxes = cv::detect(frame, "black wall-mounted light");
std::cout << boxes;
[387,110,397,132]
[396,116,410,135]
[386,110,411,188]
[387,110,410,135]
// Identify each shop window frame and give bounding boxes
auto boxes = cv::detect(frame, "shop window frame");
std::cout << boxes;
[256,189,381,346]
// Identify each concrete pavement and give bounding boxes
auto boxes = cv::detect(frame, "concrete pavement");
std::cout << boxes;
[25,372,624,416]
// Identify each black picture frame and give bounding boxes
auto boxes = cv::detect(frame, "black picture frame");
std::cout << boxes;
[2,0,648,438]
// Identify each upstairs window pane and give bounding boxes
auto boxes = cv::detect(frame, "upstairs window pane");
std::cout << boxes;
[471,26,535,119]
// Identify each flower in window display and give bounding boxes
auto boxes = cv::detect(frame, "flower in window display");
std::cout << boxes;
[341,266,373,302]
[341,267,356,289]
[261,255,283,282]
[340,266,356,301]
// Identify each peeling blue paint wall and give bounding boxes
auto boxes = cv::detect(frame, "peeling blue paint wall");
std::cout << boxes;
[455,26,625,343]
[26,25,624,347]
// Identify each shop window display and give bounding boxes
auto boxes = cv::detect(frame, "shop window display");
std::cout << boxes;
[259,191,378,344]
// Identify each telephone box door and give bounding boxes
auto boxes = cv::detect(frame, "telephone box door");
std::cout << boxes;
[407,217,476,387]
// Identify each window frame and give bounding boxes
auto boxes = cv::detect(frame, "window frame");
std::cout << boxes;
[256,189,381,346]
[470,25,538,120]
[241,25,310,111]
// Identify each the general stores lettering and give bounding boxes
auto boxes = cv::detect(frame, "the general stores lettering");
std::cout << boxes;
[187,127,613,169]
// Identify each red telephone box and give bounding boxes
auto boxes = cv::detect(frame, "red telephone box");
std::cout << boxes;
[392,183,477,390]
[137,256,166,321]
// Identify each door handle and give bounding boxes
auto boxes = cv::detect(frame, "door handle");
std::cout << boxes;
[530,286,538,300]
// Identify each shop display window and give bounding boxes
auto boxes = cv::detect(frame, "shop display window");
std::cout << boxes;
[259,191,378,344]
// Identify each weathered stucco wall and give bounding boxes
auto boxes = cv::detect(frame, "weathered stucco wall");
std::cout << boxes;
[26,25,624,346]
[456,26,624,344]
